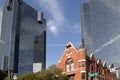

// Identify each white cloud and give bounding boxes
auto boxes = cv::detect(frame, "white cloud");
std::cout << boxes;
[38,0,65,35]
[95,35,120,53]
[36,0,82,35]
[47,20,58,35]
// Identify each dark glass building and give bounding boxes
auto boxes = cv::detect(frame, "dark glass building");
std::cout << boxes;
[81,0,120,67]
[0,0,46,75]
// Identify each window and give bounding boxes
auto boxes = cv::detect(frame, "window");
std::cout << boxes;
[66,65,70,72]
[67,48,71,54]
[78,61,86,68]
[68,75,74,80]
[81,73,85,80]
[81,61,85,67]
[71,63,74,71]
[66,44,71,54]
[66,58,74,72]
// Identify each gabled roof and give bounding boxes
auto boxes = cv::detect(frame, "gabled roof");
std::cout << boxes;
[109,64,114,68]
[96,59,103,65]
[97,59,100,64]
[66,42,78,52]
[90,53,95,61]
[66,42,75,48]
[90,54,94,58]
[58,42,78,63]
[103,62,107,67]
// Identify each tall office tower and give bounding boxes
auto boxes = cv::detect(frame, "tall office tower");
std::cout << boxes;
[81,2,93,55]
[0,0,46,75]
[81,0,120,67]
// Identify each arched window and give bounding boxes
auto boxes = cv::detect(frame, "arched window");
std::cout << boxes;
[66,58,74,72]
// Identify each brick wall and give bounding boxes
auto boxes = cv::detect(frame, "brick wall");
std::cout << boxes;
[58,42,116,80]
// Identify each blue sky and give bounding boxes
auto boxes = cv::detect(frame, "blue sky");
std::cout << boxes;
[0,0,87,67]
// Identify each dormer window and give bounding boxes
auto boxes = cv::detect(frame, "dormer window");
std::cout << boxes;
[66,44,71,54]
[66,43,71,48]
[67,48,71,54]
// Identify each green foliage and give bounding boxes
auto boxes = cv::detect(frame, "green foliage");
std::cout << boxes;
[37,69,53,80]
[4,77,12,80]
[0,70,7,80]
[48,65,62,74]
[36,65,68,80]
[17,73,39,80]
[16,65,68,80]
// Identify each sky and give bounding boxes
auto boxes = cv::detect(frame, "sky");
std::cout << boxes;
[0,0,87,67]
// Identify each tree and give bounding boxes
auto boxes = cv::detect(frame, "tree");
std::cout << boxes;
[17,73,38,80]
[0,70,7,80]
[4,77,12,80]
[37,65,68,80]
[15,65,68,80]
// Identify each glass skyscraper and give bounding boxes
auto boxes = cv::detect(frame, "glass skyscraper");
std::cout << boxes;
[81,0,120,67]
[0,0,46,75]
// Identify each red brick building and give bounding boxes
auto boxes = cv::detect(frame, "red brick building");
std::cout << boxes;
[58,42,116,80]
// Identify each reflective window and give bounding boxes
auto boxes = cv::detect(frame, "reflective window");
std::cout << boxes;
[0,0,46,75]
[81,0,120,66]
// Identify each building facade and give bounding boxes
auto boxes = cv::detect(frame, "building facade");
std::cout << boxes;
[80,0,120,68]
[0,0,46,75]
[58,42,116,80]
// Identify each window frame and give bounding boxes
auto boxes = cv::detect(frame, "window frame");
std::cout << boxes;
[66,58,74,72]
[81,61,85,68]
[81,72,86,80]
